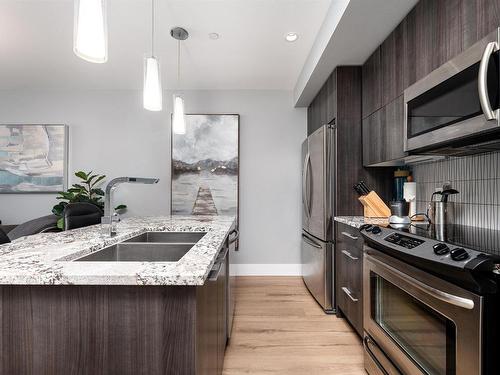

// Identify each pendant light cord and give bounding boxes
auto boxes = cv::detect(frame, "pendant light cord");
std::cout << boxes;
[151,0,155,56]
[177,39,181,85]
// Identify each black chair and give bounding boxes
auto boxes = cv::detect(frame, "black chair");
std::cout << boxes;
[7,214,59,241]
[63,202,103,231]
[0,227,10,245]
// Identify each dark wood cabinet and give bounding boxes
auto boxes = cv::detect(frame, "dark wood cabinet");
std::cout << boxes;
[0,246,231,375]
[381,22,405,106]
[361,0,500,166]
[197,275,219,375]
[307,81,330,135]
[227,225,238,341]
[336,222,363,337]
[307,66,394,206]
[361,47,382,119]
[362,96,405,167]
[199,245,229,375]
[216,249,228,375]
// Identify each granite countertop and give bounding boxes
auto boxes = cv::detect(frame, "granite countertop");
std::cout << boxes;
[0,216,235,286]
[334,216,389,229]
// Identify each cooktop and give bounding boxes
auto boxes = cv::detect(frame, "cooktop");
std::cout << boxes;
[391,223,500,257]
[360,223,500,294]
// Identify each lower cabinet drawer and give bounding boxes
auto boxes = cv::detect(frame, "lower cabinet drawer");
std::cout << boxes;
[336,223,363,336]
[337,281,363,336]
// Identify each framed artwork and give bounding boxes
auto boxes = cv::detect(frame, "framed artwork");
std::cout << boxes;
[171,114,239,221]
[0,124,68,193]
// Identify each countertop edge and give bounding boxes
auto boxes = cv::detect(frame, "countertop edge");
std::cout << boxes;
[0,216,236,287]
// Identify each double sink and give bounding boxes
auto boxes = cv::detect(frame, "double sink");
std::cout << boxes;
[75,232,207,262]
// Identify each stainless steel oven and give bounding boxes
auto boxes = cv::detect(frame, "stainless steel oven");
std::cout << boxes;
[363,248,483,375]
[404,28,500,154]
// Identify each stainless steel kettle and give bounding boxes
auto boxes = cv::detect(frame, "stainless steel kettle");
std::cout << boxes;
[427,187,459,224]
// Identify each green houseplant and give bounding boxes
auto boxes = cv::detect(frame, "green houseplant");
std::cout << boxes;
[52,171,126,229]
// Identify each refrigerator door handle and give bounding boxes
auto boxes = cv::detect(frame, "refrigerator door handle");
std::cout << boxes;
[302,233,322,249]
[302,152,311,218]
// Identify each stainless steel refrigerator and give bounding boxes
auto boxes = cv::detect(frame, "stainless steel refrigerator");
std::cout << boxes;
[301,124,335,312]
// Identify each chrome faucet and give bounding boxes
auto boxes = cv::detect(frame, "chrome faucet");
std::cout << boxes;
[101,177,159,237]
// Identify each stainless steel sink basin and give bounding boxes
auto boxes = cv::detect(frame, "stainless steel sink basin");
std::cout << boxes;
[74,243,193,262]
[123,231,207,244]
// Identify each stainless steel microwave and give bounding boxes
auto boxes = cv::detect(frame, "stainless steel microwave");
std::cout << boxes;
[404,28,500,155]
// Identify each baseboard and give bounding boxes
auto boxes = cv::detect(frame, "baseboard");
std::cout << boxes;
[231,264,302,276]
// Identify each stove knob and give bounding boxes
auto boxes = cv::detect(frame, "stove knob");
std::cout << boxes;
[360,224,373,231]
[371,226,382,235]
[450,248,469,261]
[433,243,450,255]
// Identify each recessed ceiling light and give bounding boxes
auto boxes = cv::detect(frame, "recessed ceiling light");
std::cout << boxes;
[285,32,298,42]
[209,32,220,40]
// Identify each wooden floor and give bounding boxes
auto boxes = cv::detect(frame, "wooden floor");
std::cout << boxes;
[222,277,366,375]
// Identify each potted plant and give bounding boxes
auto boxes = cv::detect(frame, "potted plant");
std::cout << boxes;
[52,171,126,229]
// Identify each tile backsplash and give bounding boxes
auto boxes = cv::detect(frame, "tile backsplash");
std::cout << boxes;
[412,152,500,230]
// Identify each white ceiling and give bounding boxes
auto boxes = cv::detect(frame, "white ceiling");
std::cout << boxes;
[294,0,419,106]
[0,0,332,90]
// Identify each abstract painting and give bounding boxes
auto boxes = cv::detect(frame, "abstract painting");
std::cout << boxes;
[0,125,68,193]
[171,114,239,218]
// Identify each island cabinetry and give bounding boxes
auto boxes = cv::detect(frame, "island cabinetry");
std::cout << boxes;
[197,244,229,375]
[0,249,230,375]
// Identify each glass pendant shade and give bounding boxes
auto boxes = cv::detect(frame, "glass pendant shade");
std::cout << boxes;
[172,95,186,134]
[74,0,108,63]
[143,56,163,111]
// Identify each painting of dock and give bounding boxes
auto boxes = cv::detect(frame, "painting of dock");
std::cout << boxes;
[0,125,68,193]
[171,114,239,217]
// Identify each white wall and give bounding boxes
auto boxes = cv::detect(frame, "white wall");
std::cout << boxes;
[0,90,306,268]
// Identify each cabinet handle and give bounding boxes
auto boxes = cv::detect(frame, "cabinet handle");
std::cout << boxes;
[341,250,359,261]
[341,231,359,240]
[229,229,239,245]
[341,287,358,302]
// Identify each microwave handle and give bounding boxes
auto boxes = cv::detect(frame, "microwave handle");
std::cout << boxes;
[478,41,499,121]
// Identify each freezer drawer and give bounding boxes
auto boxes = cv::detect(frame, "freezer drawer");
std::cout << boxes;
[301,231,332,311]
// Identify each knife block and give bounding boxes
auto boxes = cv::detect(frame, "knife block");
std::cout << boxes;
[358,191,391,218]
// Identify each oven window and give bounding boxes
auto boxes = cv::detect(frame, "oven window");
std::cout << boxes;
[372,274,456,375]
[407,51,499,138]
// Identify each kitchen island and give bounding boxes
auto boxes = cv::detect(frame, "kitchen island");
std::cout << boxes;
[0,215,236,375]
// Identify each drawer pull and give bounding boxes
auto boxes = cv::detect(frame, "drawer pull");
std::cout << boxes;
[342,287,359,302]
[341,231,359,240]
[341,250,359,261]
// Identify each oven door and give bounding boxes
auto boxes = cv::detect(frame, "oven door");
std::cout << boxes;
[363,248,483,375]
[404,28,500,152]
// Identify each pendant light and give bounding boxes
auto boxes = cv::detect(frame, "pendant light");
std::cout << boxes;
[171,27,189,134]
[143,0,162,111]
[74,0,108,63]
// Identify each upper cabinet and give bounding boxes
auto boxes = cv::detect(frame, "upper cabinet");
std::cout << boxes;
[362,0,500,166]
[307,67,395,208]
[361,47,382,119]
[307,73,336,135]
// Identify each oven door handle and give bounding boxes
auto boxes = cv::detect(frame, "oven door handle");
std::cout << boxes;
[368,254,475,310]
[478,41,499,121]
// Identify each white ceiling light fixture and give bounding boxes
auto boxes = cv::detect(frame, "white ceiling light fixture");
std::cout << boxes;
[74,0,108,63]
[209,32,220,40]
[285,32,299,42]
[171,27,189,134]
[143,0,162,111]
